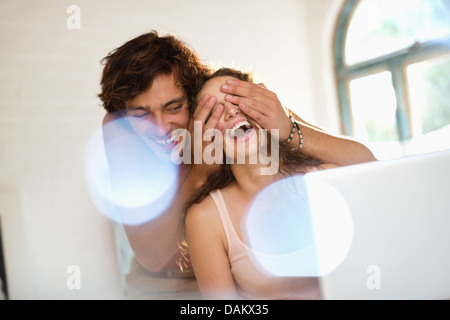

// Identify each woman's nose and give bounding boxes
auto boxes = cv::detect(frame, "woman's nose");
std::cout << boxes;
[224,103,239,120]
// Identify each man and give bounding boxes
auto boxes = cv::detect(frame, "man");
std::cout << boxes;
[98,30,375,299]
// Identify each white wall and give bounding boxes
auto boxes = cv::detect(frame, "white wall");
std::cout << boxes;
[301,0,345,133]
[0,0,342,299]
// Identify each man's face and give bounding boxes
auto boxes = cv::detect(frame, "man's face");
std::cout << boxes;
[125,72,190,153]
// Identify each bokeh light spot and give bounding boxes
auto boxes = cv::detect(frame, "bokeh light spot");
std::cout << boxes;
[84,118,178,225]
[243,175,353,277]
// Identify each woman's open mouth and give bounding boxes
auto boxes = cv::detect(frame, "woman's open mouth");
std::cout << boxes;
[228,120,255,142]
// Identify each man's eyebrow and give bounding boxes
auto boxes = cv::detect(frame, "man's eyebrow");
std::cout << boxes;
[162,96,186,108]
[127,96,186,111]
[127,105,147,111]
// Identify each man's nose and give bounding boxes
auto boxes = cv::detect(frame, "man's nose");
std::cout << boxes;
[151,115,170,137]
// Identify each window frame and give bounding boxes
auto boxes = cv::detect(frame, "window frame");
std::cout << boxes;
[334,0,450,142]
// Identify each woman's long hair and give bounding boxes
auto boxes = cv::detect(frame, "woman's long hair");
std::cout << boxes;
[176,67,322,271]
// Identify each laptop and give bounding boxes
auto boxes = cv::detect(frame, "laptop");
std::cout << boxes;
[303,149,450,300]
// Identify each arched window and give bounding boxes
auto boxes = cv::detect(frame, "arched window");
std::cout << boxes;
[335,0,450,159]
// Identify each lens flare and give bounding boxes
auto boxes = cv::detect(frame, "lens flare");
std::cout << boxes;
[243,175,353,277]
[84,118,178,225]
[305,175,354,276]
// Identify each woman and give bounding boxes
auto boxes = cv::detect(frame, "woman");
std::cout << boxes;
[180,68,339,300]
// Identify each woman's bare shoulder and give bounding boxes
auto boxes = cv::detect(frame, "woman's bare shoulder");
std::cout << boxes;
[185,192,227,250]
[186,194,220,227]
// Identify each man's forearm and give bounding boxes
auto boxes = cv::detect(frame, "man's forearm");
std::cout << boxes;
[123,166,199,272]
[299,122,376,165]
[287,112,376,165]
[123,201,183,272]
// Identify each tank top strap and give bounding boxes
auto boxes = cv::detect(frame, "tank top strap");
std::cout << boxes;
[209,189,234,254]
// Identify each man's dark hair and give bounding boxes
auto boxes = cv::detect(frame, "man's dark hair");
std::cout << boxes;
[98,30,209,114]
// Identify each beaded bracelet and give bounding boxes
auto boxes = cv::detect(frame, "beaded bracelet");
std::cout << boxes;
[284,115,304,151]
[291,121,304,151]
[284,115,297,145]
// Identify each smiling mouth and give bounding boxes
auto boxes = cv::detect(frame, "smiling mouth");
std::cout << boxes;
[229,120,253,140]
[154,131,179,147]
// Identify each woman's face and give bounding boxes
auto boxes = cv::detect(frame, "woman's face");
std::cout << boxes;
[197,76,265,161]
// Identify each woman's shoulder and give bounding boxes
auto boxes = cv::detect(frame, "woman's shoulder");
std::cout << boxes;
[186,193,219,226]
[185,192,227,246]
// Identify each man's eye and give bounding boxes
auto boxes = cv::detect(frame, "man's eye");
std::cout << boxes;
[168,105,182,112]
[129,112,149,118]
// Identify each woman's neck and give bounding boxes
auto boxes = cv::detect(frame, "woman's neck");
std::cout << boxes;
[231,162,281,198]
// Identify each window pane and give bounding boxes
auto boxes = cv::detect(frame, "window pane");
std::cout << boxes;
[406,55,450,153]
[345,0,450,65]
[349,71,402,159]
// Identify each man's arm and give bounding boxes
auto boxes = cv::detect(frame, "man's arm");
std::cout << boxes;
[220,79,377,166]
[121,169,201,272]
[286,108,377,165]
[102,113,184,271]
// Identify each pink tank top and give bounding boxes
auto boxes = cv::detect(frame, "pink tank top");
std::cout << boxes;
[209,189,321,300]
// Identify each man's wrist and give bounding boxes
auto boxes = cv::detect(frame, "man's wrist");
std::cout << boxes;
[290,121,304,151]
[282,115,303,150]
